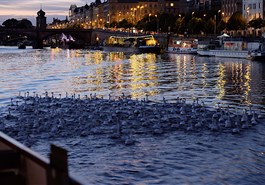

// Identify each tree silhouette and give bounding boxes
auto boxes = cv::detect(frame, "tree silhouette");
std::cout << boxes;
[2,18,19,28]
[248,18,265,29]
[17,19,33,28]
[187,17,204,34]
[217,20,226,34]
[226,12,246,31]
[2,18,33,28]
[204,18,215,34]
[118,19,133,29]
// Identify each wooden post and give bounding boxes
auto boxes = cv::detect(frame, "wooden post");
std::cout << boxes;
[47,144,69,185]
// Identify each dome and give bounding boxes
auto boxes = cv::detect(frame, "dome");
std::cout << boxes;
[84,4,89,9]
[37,9,45,16]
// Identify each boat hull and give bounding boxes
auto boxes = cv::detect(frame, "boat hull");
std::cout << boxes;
[138,46,161,54]
[197,49,249,58]
[167,47,197,54]
[250,52,265,61]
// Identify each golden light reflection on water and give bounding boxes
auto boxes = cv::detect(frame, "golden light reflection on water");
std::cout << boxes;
[46,49,262,107]
[221,61,252,104]
[129,54,159,99]
[217,63,226,100]
[1,47,264,110]
[108,52,125,62]
[50,48,60,61]
[202,63,208,89]
[244,64,251,104]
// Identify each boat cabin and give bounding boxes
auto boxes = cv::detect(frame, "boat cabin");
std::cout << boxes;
[168,37,197,50]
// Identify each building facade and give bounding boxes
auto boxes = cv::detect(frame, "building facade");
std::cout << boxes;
[221,0,242,22]
[67,0,189,29]
[242,0,264,21]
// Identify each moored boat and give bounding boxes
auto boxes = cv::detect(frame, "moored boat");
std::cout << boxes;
[18,42,26,49]
[138,45,161,54]
[197,34,260,58]
[137,35,161,54]
[105,35,161,54]
[197,49,249,58]
[166,37,198,54]
[249,42,265,61]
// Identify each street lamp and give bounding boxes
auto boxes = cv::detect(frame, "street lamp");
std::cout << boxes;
[149,13,151,22]
[97,14,99,28]
[155,14,159,33]
[214,15,217,36]
[107,14,110,24]
[119,12,121,22]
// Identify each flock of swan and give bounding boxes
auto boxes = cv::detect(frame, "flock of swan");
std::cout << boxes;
[0,91,263,146]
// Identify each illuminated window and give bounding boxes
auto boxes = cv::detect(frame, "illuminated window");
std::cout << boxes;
[170,3,174,7]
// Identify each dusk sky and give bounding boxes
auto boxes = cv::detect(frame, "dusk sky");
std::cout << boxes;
[0,0,94,24]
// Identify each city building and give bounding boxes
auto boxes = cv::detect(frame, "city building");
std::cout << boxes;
[242,0,264,21]
[242,0,265,36]
[47,17,69,29]
[162,0,188,14]
[221,0,242,22]
[67,0,189,29]
[187,0,214,11]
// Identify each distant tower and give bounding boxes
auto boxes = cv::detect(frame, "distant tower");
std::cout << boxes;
[36,9,47,29]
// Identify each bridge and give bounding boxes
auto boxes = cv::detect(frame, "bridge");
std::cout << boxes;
[0,27,168,49]
[0,28,93,48]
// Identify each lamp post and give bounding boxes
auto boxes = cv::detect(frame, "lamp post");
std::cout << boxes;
[155,14,159,33]
[97,14,99,28]
[134,8,137,22]
[214,15,216,36]
[107,13,110,24]
[149,13,151,22]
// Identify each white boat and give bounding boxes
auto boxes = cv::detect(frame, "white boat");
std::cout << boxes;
[249,43,265,61]
[167,37,198,54]
[197,49,249,58]
[167,47,197,54]
[197,34,260,59]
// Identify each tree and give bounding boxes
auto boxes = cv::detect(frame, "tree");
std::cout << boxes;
[159,13,176,32]
[226,12,246,31]
[135,18,146,31]
[110,21,118,28]
[204,18,215,34]
[17,19,33,28]
[248,18,265,29]
[2,18,33,28]
[187,17,204,34]
[135,15,156,32]
[217,20,226,34]
[118,19,133,29]
[175,17,184,34]
[2,18,19,28]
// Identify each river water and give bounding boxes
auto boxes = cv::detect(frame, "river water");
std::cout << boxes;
[0,46,265,184]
